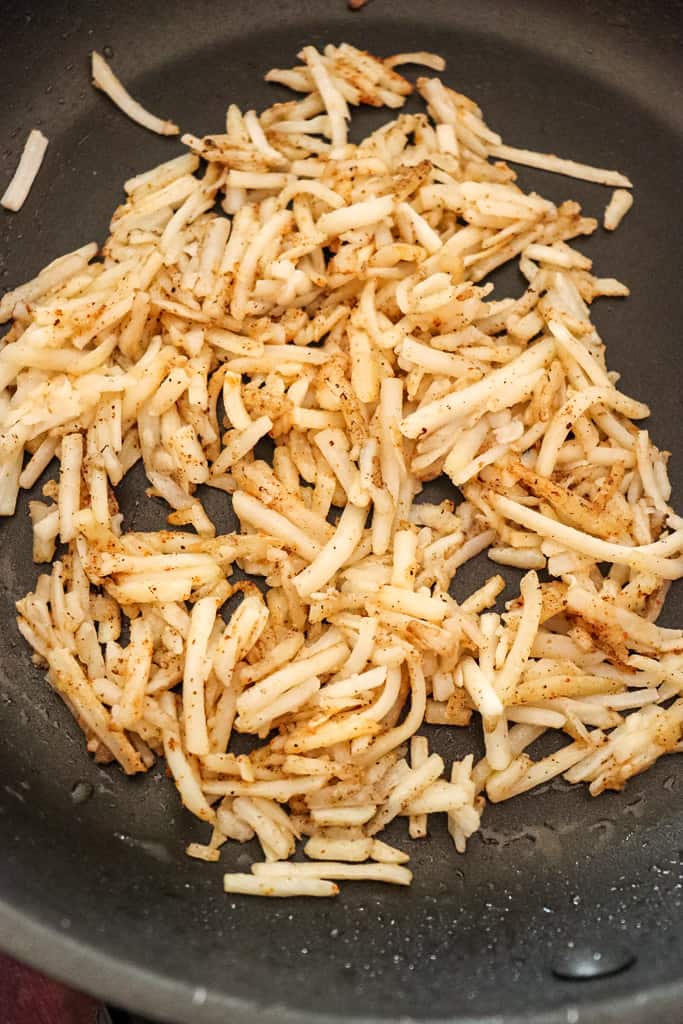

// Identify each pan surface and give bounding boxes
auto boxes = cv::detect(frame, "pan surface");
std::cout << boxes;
[1,1,682,1022]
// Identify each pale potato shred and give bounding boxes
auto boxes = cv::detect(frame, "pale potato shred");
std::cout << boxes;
[2,43,682,898]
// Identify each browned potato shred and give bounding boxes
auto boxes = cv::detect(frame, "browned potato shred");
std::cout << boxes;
[3,43,681,899]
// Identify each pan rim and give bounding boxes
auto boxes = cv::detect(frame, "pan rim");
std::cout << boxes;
[1,899,682,1024]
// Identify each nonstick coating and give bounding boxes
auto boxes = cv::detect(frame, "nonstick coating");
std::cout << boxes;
[1,2,682,1022]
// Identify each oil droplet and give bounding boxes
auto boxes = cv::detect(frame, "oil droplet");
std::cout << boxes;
[625,796,645,819]
[552,944,636,980]
[589,818,616,841]
[70,781,94,805]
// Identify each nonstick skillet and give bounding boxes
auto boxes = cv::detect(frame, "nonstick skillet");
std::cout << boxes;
[1,2,682,1022]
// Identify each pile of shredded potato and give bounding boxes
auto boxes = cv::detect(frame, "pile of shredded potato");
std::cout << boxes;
[2,44,681,898]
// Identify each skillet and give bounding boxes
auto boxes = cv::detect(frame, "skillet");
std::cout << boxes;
[1,1,682,1021]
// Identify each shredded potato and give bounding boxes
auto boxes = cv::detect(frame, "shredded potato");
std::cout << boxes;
[4,42,682,899]
[1,129,48,212]
[604,188,634,230]
[91,52,180,136]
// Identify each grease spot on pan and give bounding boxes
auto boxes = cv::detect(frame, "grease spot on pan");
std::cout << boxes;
[113,831,172,863]
[551,944,636,980]
[70,780,94,804]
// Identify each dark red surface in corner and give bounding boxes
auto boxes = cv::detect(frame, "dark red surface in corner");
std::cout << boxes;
[0,955,100,1024]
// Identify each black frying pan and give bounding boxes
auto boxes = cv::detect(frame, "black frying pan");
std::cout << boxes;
[1,2,682,1022]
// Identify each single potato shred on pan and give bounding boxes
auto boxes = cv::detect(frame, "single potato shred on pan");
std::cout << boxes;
[2,43,682,898]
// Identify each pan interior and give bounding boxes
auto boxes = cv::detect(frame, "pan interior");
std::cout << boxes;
[0,4,682,1023]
